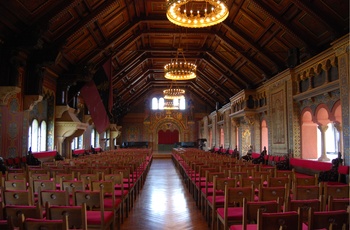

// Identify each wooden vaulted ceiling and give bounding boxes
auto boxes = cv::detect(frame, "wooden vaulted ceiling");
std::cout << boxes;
[0,0,348,119]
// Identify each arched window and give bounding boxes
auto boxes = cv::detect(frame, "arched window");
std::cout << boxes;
[91,129,95,147]
[39,121,47,151]
[28,119,47,152]
[152,97,158,110]
[151,97,186,110]
[31,119,39,152]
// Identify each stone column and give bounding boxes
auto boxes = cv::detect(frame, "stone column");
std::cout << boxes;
[318,125,330,161]
[334,123,343,156]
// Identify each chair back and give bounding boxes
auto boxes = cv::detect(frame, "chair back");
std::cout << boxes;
[5,179,27,191]
[259,184,288,207]
[3,190,33,206]
[31,179,56,195]
[307,208,349,230]
[61,180,85,193]
[79,173,99,187]
[242,198,280,227]
[46,203,87,230]
[324,183,349,199]
[257,209,301,230]
[5,203,42,228]
[268,176,291,191]
[327,196,350,211]
[6,172,26,182]
[293,184,322,200]
[39,188,70,206]
[287,196,323,222]
[19,212,69,230]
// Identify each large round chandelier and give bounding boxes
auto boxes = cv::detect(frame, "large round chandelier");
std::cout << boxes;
[166,0,229,28]
[164,48,197,80]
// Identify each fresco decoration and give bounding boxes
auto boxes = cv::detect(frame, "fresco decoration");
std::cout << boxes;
[45,92,55,150]
[125,126,141,141]
[8,147,17,158]
[270,89,286,145]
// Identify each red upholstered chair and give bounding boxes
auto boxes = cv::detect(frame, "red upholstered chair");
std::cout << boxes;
[4,179,27,191]
[292,183,323,201]
[216,185,254,230]
[207,177,237,230]
[18,212,69,230]
[74,190,115,230]
[229,198,280,230]
[305,208,349,230]
[3,190,34,206]
[323,183,349,210]
[4,202,43,228]
[257,209,302,230]
[200,171,224,216]
[45,202,87,230]
[327,196,350,211]
[258,184,288,211]
[286,196,323,223]
[38,188,70,207]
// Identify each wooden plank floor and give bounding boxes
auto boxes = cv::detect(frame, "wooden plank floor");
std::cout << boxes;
[121,158,210,230]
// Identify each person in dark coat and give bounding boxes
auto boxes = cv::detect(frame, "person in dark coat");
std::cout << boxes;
[319,152,343,182]
[252,146,267,164]
[0,157,7,175]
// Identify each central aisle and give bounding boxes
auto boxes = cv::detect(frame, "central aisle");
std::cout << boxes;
[121,158,210,230]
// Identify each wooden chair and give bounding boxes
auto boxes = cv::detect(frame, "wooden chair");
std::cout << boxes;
[323,183,349,209]
[200,171,224,216]
[207,177,237,230]
[275,169,295,178]
[54,172,74,188]
[229,198,280,230]
[91,179,122,226]
[257,209,302,230]
[38,188,70,206]
[79,173,99,190]
[29,172,50,181]
[74,189,115,230]
[18,212,69,230]
[4,179,27,191]
[46,202,87,230]
[3,190,34,206]
[293,182,323,200]
[327,196,350,211]
[240,176,262,200]
[4,202,42,228]
[216,185,254,230]
[306,208,349,230]
[267,176,291,191]
[31,179,56,197]
[105,171,130,218]
[292,174,318,192]
[6,172,27,182]
[258,184,288,211]
[286,195,323,223]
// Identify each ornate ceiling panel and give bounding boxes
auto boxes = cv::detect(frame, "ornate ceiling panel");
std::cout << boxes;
[0,0,348,119]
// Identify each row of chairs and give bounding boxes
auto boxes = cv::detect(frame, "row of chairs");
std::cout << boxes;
[0,150,153,230]
[172,149,350,230]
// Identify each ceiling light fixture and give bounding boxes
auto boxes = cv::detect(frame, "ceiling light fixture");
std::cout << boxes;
[166,0,229,28]
[163,100,179,110]
[163,81,186,99]
[164,48,197,80]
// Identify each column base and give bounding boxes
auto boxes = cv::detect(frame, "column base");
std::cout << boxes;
[318,154,330,162]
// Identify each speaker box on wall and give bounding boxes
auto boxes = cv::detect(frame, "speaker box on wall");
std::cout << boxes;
[287,48,300,68]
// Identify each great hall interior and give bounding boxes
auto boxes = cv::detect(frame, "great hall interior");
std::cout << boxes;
[0,0,349,229]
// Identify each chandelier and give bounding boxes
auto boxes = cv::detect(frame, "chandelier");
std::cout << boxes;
[166,0,229,28]
[163,100,179,110]
[164,48,197,80]
[163,81,185,99]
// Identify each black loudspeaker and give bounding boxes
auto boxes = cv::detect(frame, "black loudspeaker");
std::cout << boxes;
[287,48,300,68]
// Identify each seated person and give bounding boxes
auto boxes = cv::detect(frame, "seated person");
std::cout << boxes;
[0,157,7,175]
[242,145,253,161]
[26,148,41,166]
[276,153,291,170]
[231,146,240,159]
[319,152,343,182]
[54,151,64,161]
[90,145,96,154]
[252,146,267,164]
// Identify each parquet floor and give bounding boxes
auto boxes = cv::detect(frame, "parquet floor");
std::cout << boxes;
[120,158,210,230]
